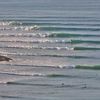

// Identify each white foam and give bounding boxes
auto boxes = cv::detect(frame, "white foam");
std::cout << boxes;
[0,21,39,32]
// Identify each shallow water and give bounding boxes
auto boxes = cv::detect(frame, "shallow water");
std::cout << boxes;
[0,0,100,100]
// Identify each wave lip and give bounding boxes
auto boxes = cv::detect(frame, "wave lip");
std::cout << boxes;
[0,45,72,50]
[74,47,100,50]
[71,40,100,44]
[0,32,99,38]
[6,81,100,90]
[41,27,100,31]
[46,33,100,38]
[0,72,44,77]
[0,21,39,32]
[0,21,22,26]
[76,65,100,70]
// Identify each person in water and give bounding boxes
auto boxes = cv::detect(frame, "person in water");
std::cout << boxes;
[0,55,12,62]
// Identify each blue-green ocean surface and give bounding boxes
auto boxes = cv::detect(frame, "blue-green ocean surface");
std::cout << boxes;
[0,0,100,100]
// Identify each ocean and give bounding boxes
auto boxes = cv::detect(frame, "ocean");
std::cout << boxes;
[0,0,100,100]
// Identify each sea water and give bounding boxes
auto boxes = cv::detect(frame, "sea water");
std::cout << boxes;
[0,0,100,100]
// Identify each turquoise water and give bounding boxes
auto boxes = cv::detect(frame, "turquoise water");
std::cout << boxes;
[0,0,100,100]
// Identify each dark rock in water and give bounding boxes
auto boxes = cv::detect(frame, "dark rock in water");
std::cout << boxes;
[0,55,12,62]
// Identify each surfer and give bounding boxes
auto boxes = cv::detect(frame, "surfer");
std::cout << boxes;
[0,55,12,62]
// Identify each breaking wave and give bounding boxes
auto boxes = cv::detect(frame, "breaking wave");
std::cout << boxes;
[2,52,99,59]
[0,32,99,39]
[41,27,100,31]
[0,72,44,77]
[6,81,100,90]
[71,40,100,44]
[0,21,39,31]
[75,65,100,70]
[74,47,100,50]
[45,33,100,38]
[0,21,22,26]
[0,45,73,50]
[1,45,100,51]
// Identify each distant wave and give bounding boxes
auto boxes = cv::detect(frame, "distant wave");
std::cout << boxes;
[74,47,100,50]
[5,19,100,22]
[0,21,39,31]
[71,40,100,44]
[0,39,70,44]
[1,20,100,27]
[0,33,38,37]
[3,52,99,59]
[46,73,98,80]
[46,33,100,38]
[6,82,61,87]
[0,95,23,99]
[4,16,100,19]
[24,22,100,27]
[1,45,100,51]
[0,26,39,31]
[0,71,97,80]
[0,72,43,77]
[76,65,100,70]
[1,21,100,32]
[1,39,100,45]
[41,27,100,31]
[0,33,99,38]
[1,64,67,69]
[0,21,22,26]
[6,79,100,90]
[2,63,100,70]
[0,45,72,50]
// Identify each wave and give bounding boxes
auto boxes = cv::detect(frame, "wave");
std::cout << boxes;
[1,43,100,52]
[0,39,70,44]
[0,33,39,37]
[5,81,87,89]
[0,71,97,80]
[0,72,43,77]
[4,82,87,89]
[0,32,99,38]
[6,82,59,87]
[6,80,100,90]
[46,74,98,80]
[0,45,72,50]
[41,27,100,31]
[0,21,22,26]
[1,63,67,69]
[4,19,100,22]
[71,40,100,44]
[2,63,100,70]
[47,74,78,78]
[3,52,99,59]
[1,20,100,28]
[3,16,99,19]
[23,22,100,27]
[0,21,39,32]
[46,33,100,38]
[1,40,100,45]
[75,65,100,70]
[0,26,39,31]
[2,45,100,51]
[1,21,100,33]
[0,95,23,99]
[1,45,100,51]
[74,47,100,50]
